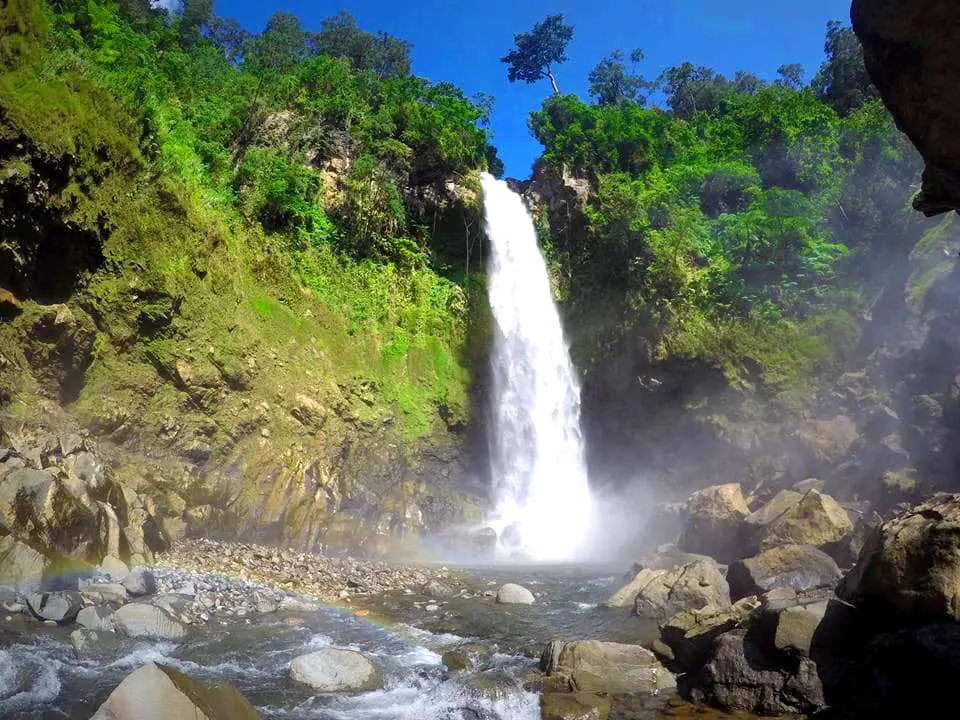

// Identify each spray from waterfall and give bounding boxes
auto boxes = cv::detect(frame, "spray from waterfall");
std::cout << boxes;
[480,172,594,561]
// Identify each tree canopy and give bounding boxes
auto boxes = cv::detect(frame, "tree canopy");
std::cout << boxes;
[500,14,573,96]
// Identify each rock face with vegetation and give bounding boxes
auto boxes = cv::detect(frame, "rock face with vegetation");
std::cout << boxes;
[0,0,497,556]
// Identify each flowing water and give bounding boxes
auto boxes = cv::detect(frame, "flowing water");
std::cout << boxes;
[481,172,594,560]
[0,566,668,720]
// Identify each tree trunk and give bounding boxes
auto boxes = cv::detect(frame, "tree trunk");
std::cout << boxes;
[546,67,560,96]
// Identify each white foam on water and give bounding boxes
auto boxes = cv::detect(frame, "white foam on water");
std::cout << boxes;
[481,172,595,561]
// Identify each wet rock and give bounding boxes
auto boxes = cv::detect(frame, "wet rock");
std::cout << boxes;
[26,591,82,623]
[659,597,760,671]
[496,583,534,605]
[679,483,749,563]
[541,692,610,720]
[635,559,730,618]
[837,492,960,624]
[77,605,115,631]
[91,661,262,719]
[71,628,121,660]
[0,535,47,593]
[766,597,858,659]
[727,545,841,601]
[122,569,157,597]
[113,603,187,640]
[442,642,495,672]
[691,630,825,715]
[742,489,853,556]
[289,648,383,692]
[96,503,122,560]
[540,640,675,694]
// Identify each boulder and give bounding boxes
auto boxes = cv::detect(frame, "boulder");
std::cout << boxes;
[71,628,121,660]
[122,569,157,596]
[26,591,82,623]
[659,597,760,671]
[113,603,187,640]
[793,415,858,470]
[442,642,495,672]
[679,483,749,562]
[289,648,383,693]
[540,640,675,694]
[99,555,129,581]
[91,661,262,719]
[635,558,730,618]
[691,630,825,715]
[496,583,534,605]
[77,605,116,631]
[727,545,842,601]
[79,582,127,606]
[742,489,853,555]
[422,579,455,599]
[0,535,47,593]
[541,692,611,720]
[838,493,960,624]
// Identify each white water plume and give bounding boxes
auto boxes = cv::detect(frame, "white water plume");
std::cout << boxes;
[481,172,594,560]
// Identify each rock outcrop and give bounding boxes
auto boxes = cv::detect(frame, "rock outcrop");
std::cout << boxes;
[604,557,730,618]
[727,544,842,601]
[540,640,675,694]
[679,483,750,562]
[852,0,960,215]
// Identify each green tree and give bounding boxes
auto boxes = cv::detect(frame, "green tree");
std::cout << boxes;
[500,14,573,96]
[246,11,309,76]
[776,63,804,91]
[657,63,732,119]
[314,11,411,79]
[207,17,250,64]
[588,49,647,106]
[812,20,877,115]
[178,0,212,48]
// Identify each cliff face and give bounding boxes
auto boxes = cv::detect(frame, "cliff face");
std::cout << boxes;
[852,0,960,215]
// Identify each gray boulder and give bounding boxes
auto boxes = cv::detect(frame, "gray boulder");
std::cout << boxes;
[77,605,115,631]
[79,582,127,606]
[679,483,749,563]
[113,603,187,640]
[659,597,760,671]
[0,535,47,593]
[691,630,825,715]
[26,591,82,624]
[289,648,383,692]
[122,569,157,596]
[742,489,853,556]
[727,544,842,601]
[91,661,262,719]
[605,557,729,615]
[540,640,675,694]
[496,583,534,605]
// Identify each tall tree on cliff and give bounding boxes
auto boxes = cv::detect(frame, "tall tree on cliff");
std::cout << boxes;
[500,14,573,96]
[812,20,877,115]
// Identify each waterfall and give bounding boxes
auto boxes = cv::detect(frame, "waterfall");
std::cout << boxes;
[480,172,594,561]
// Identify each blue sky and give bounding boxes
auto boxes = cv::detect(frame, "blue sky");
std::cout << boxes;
[214,0,852,178]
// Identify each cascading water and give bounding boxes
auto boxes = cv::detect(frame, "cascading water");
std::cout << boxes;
[481,172,594,561]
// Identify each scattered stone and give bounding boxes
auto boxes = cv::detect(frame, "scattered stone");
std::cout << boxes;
[422,579,455,599]
[113,603,187,640]
[679,483,749,563]
[26,591,82,624]
[496,583,535,605]
[289,648,383,692]
[727,545,842,601]
[540,640,675,694]
[90,661,262,719]
[80,582,127,606]
[838,493,960,624]
[252,590,278,614]
[122,569,157,597]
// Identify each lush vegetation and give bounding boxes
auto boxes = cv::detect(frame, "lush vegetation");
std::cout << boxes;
[524,20,938,404]
[0,0,496,440]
